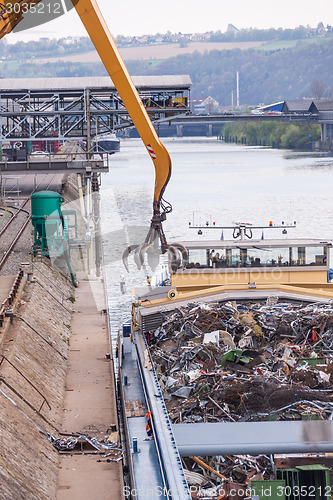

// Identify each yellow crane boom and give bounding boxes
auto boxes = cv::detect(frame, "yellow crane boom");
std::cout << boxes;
[73,0,172,216]
[0,0,187,271]
[0,0,171,212]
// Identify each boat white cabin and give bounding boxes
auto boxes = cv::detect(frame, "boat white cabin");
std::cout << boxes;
[171,238,333,293]
[92,133,120,154]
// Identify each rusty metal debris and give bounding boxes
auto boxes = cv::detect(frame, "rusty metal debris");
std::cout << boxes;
[45,432,123,460]
[144,299,333,497]
[146,300,333,423]
[182,454,273,499]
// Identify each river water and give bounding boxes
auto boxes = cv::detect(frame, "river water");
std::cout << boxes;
[100,137,333,343]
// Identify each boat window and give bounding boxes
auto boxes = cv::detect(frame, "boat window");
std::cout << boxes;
[187,249,209,268]
[185,246,328,269]
[305,246,327,265]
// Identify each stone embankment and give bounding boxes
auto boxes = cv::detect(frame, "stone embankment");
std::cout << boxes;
[0,261,74,500]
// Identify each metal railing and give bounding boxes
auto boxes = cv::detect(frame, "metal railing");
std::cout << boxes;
[0,269,24,328]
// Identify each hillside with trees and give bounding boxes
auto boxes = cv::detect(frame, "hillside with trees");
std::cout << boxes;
[125,38,333,105]
[0,26,332,105]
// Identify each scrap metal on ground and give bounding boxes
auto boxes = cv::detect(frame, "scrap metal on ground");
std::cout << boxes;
[45,432,123,461]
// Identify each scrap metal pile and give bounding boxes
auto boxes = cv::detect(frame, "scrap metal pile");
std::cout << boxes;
[181,454,274,499]
[144,299,333,498]
[145,299,333,424]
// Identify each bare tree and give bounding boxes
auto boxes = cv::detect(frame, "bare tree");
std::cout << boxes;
[310,79,326,99]
[325,86,333,98]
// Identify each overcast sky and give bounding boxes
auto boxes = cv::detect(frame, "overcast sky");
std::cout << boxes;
[7,0,333,43]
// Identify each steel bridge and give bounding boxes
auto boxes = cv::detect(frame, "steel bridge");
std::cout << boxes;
[0,75,191,148]
[170,102,333,145]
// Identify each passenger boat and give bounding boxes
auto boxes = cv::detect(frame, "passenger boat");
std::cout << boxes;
[119,225,333,499]
[91,133,120,154]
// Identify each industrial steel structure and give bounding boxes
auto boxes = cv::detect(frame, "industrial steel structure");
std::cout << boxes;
[0,76,191,148]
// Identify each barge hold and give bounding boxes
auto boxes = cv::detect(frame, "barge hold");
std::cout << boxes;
[120,234,333,499]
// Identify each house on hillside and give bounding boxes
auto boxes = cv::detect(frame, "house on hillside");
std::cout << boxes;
[191,33,210,41]
[192,96,219,114]
[227,24,239,34]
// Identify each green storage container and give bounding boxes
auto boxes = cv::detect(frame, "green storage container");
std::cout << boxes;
[251,480,286,500]
[31,190,63,218]
[277,465,331,500]
[31,191,64,254]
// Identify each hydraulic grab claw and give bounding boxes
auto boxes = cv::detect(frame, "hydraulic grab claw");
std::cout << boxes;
[122,202,188,274]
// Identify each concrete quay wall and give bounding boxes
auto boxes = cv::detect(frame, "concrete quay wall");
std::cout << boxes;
[0,262,74,500]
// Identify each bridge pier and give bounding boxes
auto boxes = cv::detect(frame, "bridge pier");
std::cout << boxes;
[207,123,213,137]
[176,124,183,137]
[321,123,327,142]
[321,123,333,142]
